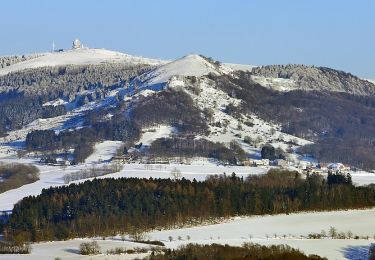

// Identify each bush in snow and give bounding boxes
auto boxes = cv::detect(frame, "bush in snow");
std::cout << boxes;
[79,241,101,255]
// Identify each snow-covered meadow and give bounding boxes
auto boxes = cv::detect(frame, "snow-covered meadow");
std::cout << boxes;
[146,208,375,259]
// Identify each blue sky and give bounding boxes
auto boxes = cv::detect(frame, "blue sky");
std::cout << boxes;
[2,0,375,78]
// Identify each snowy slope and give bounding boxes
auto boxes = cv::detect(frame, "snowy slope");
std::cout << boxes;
[85,141,124,164]
[140,54,222,86]
[139,125,176,146]
[251,75,297,92]
[0,48,166,76]
[167,76,311,159]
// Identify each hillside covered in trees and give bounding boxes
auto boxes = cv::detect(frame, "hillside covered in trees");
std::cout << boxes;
[209,72,375,170]
[4,169,375,243]
[0,63,152,135]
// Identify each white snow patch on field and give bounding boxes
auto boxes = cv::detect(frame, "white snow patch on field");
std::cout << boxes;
[42,98,68,107]
[85,141,123,164]
[139,125,176,146]
[251,75,297,92]
[146,208,375,259]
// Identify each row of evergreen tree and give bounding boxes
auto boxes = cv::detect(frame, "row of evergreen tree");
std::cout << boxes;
[4,169,375,243]
[149,137,246,164]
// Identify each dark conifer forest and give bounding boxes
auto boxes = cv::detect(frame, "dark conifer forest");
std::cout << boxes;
[4,169,375,243]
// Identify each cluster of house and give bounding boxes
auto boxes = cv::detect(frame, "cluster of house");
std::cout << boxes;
[111,154,135,164]
[39,156,71,166]
[240,158,352,175]
[112,154,170,164]
[305,162,351,174]
[243,158,288,167]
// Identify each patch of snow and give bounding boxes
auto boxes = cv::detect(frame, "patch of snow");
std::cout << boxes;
[85,141,124,164]
[251,75,297,92]
[139,125,176,146]
[42,98,68,107]
[138,89,156,97]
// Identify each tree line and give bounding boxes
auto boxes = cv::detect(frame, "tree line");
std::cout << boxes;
[148,243,325,260]
[149,137,246,165]
[4,169,375,243]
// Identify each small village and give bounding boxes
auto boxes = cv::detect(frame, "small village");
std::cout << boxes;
[110,151,352,176]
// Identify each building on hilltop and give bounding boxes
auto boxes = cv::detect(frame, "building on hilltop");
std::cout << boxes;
[72,39,82,49]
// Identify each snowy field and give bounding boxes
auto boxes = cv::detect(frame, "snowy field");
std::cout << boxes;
[0,239,151,260]
[1,209,374,259]
[146,208,375,259]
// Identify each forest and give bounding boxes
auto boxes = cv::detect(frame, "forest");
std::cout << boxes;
[4,169,375,243]
[25,87,216,163]
[25,114,140,163]
[149,137,246,165]
[148,243,325,260]
[131,88,209,135]
[0,163,39,194]
[0,63,151,134]
[0,96,66,136]
[0,63,151,100]
[210,72,375,170]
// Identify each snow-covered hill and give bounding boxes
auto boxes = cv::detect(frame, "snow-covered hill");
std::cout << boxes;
[139,54,223,86]
[0,48,166,76]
